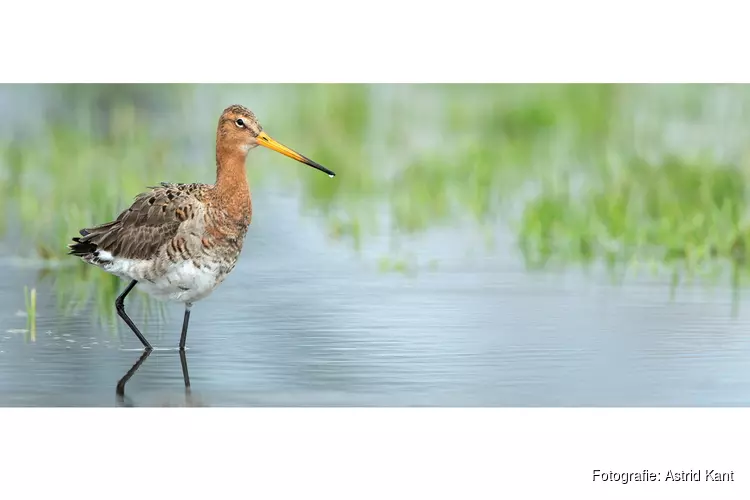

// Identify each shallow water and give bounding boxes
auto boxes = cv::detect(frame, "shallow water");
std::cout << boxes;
[3,189,750,407]
[3,84,750,407]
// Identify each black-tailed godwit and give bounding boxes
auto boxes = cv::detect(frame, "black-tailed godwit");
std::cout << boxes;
[68,104,335,350]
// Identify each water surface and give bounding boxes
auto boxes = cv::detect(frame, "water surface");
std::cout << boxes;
[2,84,750,407]
[3,190,750,406]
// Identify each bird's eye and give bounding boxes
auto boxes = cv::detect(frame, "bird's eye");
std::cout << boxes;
[235,119,245,128]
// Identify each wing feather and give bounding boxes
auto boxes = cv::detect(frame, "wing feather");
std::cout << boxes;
[68,182,210,261]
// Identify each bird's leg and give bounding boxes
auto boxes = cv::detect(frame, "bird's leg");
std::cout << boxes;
[115,280,153,350]
[179,302,192,350]
[179,349,191,389]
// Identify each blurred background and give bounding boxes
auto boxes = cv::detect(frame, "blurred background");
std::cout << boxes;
[2,83,750,406]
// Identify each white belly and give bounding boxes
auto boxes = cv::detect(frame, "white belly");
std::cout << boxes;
[96,250,224,304]
[138,260,224,303]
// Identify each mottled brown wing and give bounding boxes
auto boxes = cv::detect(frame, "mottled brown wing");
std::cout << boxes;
[68,182,209,261]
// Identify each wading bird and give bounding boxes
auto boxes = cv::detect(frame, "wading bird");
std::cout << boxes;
[68,105,335,350]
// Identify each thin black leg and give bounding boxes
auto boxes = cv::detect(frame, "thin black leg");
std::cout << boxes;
[115,280,152,350]
[179,303,192,350]
[116,348,152,399]
[179,349,191,389]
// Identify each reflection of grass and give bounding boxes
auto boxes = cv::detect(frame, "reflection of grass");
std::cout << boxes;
[46,263,167,332]
[23,286,36,342]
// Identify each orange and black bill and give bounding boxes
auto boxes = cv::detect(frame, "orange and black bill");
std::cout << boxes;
[257,132,336,177]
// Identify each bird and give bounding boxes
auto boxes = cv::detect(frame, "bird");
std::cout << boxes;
[68,104,336,351]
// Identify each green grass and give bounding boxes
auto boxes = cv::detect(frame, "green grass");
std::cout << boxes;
[3,83,750,319]
[0,88,195,323]
[518,157,750,280]
[280,84,750,285]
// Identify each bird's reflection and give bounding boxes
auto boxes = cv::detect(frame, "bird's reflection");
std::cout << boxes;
[116,349,152,399]
[116,349,193,407]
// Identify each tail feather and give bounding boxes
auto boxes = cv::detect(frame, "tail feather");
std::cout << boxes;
[68,236,98,257]
[68,221,119,258]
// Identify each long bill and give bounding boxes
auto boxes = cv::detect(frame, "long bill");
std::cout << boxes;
[256,131,336,177]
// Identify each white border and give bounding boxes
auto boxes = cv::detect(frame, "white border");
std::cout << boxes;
[2,0,750,498]
[1,0,749,83]
[0,409,748,498]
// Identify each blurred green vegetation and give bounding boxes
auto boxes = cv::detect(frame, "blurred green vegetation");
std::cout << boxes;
[0,84,194,325]
[282,83,750,289]
[518,158,750,279]
[2,83,750,321]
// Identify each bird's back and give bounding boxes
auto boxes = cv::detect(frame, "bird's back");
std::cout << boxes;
[69,182,211,263]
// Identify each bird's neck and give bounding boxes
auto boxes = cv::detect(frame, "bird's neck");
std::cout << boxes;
[215,146,252,224]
